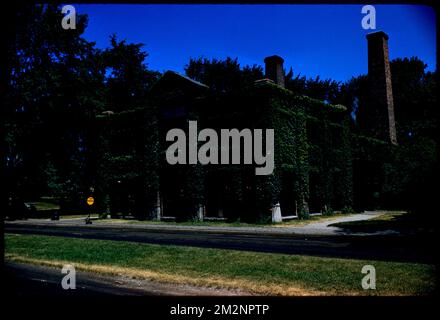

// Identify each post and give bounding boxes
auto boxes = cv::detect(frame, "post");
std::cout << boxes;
[197,204,205,221]
[154,191,162,221]
[271,202,282,223]
[85,195,94,224]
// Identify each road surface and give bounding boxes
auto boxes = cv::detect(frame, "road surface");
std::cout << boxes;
[3,261,251,296]
[4,221,433,263]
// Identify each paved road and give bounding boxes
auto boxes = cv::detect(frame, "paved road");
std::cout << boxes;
[4,222,434,263]
[300,211,392,234]
[3,262,250,296]
[10,211,387,236]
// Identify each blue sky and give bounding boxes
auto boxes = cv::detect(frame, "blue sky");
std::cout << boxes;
[74,4,436,82]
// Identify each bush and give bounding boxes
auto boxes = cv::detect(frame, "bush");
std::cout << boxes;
[341,206,354,214]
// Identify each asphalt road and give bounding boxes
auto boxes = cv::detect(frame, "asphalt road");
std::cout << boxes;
[3,261,143,296]
[4,222,435,263]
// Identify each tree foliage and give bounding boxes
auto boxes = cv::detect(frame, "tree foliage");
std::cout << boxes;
[102,35,161,113]
[185,57,263,93]
[5,5,104,204]
[4,5,160,215]
[284,67,342,104]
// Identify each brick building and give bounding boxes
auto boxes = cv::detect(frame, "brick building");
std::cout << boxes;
[95,31,396,222]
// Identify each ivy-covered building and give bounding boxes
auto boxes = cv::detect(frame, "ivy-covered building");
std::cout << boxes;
[95,31,397,222]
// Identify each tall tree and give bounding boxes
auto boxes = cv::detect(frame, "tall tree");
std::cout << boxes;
[5,4,105,209]
[284,68,342,104]
[390,57,437,142]
[342,57,437,215]
[102,35,161,113]
[185,57,263,93]
[96,36,161,217]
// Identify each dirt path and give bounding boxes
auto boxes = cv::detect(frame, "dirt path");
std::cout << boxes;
[295,211,387,235]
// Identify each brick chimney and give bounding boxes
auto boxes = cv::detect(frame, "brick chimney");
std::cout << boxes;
[366,31,397,145]
[264,55,285,88]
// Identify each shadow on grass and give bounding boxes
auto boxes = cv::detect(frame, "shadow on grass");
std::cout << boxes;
[329,212,435,235]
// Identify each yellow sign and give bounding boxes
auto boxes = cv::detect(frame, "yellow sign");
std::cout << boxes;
[86,197,94,206]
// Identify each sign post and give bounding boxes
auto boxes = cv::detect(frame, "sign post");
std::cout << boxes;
[85,196,94,224]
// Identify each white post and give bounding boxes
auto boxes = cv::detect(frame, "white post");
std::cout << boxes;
[197,204,205,221]
[271,202,282,223]
[154,191,162,221]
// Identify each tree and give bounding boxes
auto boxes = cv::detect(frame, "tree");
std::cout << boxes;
[343,57,437,215]
[390,57,437,143]
[284,67,342,104]
[386,58,437,216]
[96,36,161,218]
[4,4,105,210]
[184,57,263,93]
[337,75,369,127]
[4,5,162,215]
[342,57,437,141]
[102,35,161,113]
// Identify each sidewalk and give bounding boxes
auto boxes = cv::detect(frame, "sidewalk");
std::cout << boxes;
[6,211,391,236]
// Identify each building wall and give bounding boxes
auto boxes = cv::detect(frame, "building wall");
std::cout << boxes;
[97,75,358,221]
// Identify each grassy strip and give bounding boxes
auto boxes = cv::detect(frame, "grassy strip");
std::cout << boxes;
[61,214,99,220]
[31,201,60,211]
[6,255,317,296]
[5,234,436,296]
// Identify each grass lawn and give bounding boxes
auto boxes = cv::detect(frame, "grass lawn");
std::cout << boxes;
[5,234,435,296]
[60,214,99,220]
[26,214,99,220]
[30,201,60,211]
[95,212,356,228]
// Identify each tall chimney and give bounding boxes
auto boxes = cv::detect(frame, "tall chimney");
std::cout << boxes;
[264,55,285,88]
[366,31,397,145]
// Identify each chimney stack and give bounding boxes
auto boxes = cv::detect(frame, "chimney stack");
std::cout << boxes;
[366,31,397,145]
[264,55,285,88]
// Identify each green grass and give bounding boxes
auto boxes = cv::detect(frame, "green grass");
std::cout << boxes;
[4,233,435,296]
[30,201,60,211]
[61,214,99,220]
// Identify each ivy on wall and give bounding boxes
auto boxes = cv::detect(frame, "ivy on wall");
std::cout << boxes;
[251,82,353,219]
[94,78,382,221]
[95,107,159,218]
